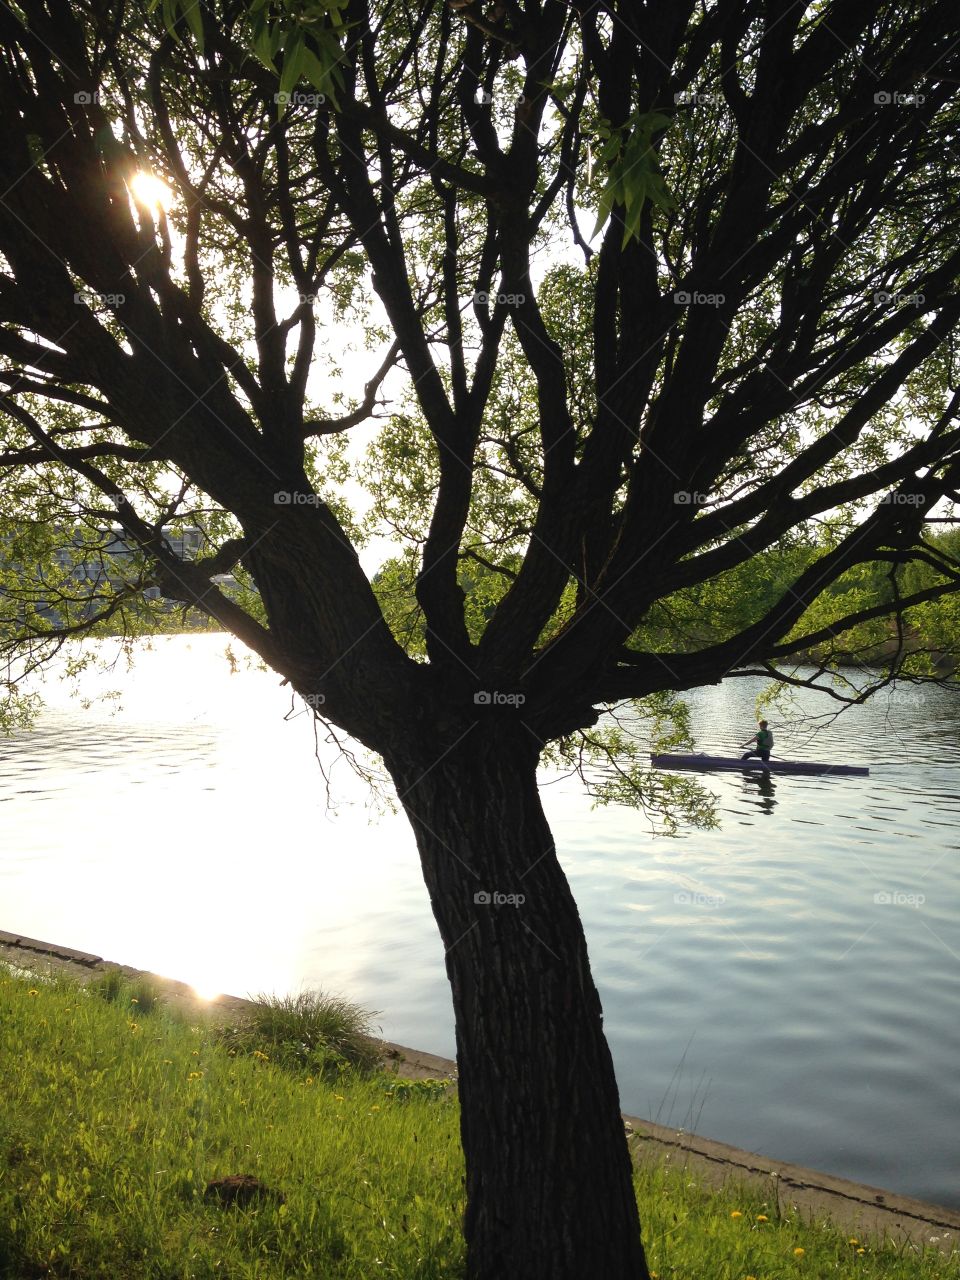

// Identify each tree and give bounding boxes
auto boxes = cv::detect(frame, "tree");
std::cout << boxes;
[2,1,960,1274]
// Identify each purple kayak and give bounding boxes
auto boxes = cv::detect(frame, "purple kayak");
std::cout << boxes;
[650,753,869,777]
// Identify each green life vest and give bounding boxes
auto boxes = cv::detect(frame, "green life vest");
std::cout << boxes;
[757,728,773,750]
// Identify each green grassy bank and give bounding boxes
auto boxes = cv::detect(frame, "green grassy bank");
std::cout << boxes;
[0,966,955,1279]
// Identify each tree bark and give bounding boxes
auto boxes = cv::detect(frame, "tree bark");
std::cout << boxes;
[386,727,650,1280]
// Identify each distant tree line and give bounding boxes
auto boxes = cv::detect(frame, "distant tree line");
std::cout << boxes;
[374,525,960,678]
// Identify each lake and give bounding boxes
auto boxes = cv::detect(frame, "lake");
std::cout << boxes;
[1,634,958,1207]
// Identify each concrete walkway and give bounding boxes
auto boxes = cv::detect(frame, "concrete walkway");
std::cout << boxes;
[2,928,957,1256]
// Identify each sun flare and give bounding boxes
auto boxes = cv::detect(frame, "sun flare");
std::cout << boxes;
[129,171,174,213]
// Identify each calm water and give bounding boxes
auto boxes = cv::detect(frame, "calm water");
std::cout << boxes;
[1,636,958,1206]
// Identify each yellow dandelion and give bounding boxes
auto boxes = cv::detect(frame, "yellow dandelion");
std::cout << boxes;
[27,989,39,996]
[756,1214,769,1222]
[857,1248,866,1255]
[334,1094,345,1101]
[731,1210,743,1219]
[130,997,138,1004]
[305,1076,314,1085]
[128,1022,139,1032]
[794,1247,805,1256]
[253,1050,270,1061]
[370,1105,380,1111]
[848,1238,859,1245]
[188,1070,203,1080]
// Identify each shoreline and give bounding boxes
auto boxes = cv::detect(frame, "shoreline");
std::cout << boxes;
[2,926,957,1256]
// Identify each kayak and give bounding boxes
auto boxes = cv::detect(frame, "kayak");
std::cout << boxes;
[650,753,869,777]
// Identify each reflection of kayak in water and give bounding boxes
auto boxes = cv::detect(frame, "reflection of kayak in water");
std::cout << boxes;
[650,753,869,777]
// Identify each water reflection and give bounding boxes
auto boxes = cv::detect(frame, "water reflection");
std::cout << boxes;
[742,770,777,814]
[0,636,958,1206]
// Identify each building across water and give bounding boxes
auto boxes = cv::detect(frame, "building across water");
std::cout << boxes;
[3,525,242,628]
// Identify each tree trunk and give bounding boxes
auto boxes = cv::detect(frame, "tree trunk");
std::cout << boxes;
[386,727,650,1280]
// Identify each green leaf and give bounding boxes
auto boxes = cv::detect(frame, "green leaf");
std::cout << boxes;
[620,196,647,248]
[249,12,275,67]
[152,0,204,52]
[278,32,307,102]
[179,0,205,52]
[591,110,677,244]
[300,46,328,92]
[591,179,618,242]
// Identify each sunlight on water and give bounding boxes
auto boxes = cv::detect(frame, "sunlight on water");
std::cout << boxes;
[1,634,959,1205]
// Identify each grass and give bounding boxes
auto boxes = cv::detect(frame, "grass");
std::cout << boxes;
[0,966,956,1280]
[0,968,463,1279]
[214,987,383,1078]
[89,969,163,1018]
[638,1166,957,1279]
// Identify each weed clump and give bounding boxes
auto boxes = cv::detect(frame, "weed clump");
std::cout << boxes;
[377,1076,452,1103]
[216,989,381,1079]
[89,968,163,1016]
[89,966,125,1003]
